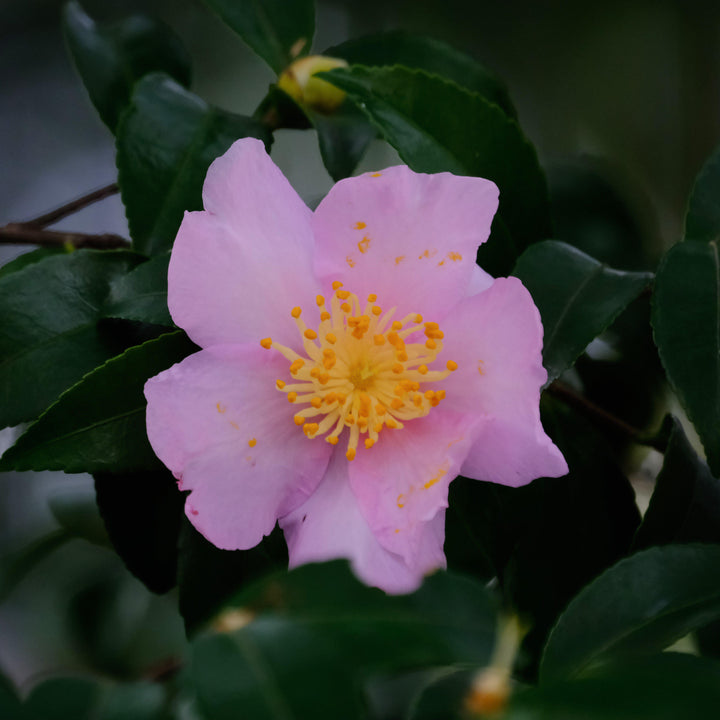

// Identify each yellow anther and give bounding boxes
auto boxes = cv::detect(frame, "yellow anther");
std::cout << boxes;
[304,329,318,340]
[386,417,399,429]
[392,320,403,330]
[387,331,400,346]
[332,280,343,290]
[316,295,325,306]
[290,359,305,374]
[414,314,423,323]
[318,371,330,384]
[391,398,403,410]
[367,293,377,302]
[248,438,257,447]
[291,307,302,318]
[447,360,458,372]
[396,351,409,362]
[260,338,272,349]
[425,322,440,331]
[426,339,437,350]
[355,221,367,230]
[372,306,382,316]
[303,423,319,437]
[320,311,331,321]
[311,397,323,408]
[346,448,356,461]
[276,379,286,389]
[341,302,351,313]
[326,436,339,445]
[392,363,404,374]
[336,289,351,300]
[326,332,337,344]
[294,415,305,426]
[375,404,387,416]
[373,334,386,345]
[374,423,383,433]
[418,365,429,375]
[365,438,375,449]
[288,392,298,403]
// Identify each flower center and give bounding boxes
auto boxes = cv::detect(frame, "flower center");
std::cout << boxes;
[260,281,457,461]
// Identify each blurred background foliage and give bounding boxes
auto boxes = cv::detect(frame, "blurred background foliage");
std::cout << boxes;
[2,0,720,695]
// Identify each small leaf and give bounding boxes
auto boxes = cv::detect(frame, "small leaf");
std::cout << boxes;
[201,0,314,74]
[652,239,720,475]
[633,415,720,550]
[323,65,551,253]
[540,544,720,682]
[0,331,197,474]
[117,73,272,256]
[0,249,142,428]
[104,253,172,326]
[513,240,653,382]
[0,247,69,279]
[685,143,720,243]
[62,0,191,131]
[326,31,516,118]
[95,468,185,594]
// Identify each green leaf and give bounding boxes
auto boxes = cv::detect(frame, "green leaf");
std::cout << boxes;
[0,672,24,719]
[104,253,172,326]
[326,31,516,118]
[178,520,287,634]
[685,143,720,243]
[0,247,69,279]
[0,249,142,428]
[117,73,272,256]
[652,239,720,475]
[191,562,497,720]
[0,331,196,474]
[95,468,185,594]
[201,0,314,74]
[62,1,191,132]
[540,544,720,682]
[48,482,110,546]
[513,240,653,383]
[633,415,720,550]
[322,65,551,253]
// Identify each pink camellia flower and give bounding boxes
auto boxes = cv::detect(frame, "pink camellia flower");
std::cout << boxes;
[144,137,567,594]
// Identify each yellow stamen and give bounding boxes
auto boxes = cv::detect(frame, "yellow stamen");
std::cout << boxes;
[260,338,272,349]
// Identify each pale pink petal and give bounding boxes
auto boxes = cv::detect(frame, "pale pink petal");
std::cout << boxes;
[145,344,331,549]
[311,166,498,319]
[439,277,567,486]
[168,138,321,349]
[349,410,483,568]
[280,450,444,594]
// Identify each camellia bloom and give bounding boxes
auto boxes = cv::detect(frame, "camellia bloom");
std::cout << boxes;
[144,137,567,594]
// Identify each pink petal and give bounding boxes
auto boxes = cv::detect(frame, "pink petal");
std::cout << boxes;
[311,166,498,320]
[349,410,482,568]
[280,450,444,594]
[168,138,321,349]
[440,277,568,486]
[145,344,331,549]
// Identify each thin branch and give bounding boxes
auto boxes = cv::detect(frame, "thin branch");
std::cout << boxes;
[0,223,129,250]
[548,380,666,452]
[24,183,119,228]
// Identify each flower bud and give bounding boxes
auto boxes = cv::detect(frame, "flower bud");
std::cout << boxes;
[278,55,349,113]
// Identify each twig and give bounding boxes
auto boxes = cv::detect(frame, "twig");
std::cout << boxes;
[23,182,119,228]
[0,223,129,249]
[548,380,666,452]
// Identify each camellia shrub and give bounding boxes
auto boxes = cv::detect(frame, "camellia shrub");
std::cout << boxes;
[2,1,720,718]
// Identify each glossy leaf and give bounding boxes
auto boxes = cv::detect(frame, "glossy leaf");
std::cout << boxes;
[633,415,720,549]
[323,65,551,253]
[117,73,271,256]
[95,468,185,594]
[104,253,172,326]
[201,0,314,73]
[326,31,516,118]
[0,331,196,474]
[685,143,720,243]
[540,544,720,682]
[0,249,142,428]
[192,562,497,720]
[513,240,653,382]
[652,239,720,475]
[62,0,191,131]
[0,246,68,279]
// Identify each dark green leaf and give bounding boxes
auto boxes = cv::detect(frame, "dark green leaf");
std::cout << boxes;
[652,239,720,475]
[475,215,519,278]
[0,247,69,279]
[62,1,191,132]
[105,253,172,326]
[0,331,196,474]
[540,544,720,682]
[0,671,24,719]
[117,73,272,256]
[513,240,653,383]
[192,562,497,720]
[323,65,551,253]
[95,468,185,594]
[178,520,287,634]
[685,143,720,243]
[0,249,142,428]
[326,31,516,118]
[201,0,314,73]
[634,415,720,550]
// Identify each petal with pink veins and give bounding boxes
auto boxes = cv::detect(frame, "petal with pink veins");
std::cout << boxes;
[145,344,331,549]
[349,410,483,569]
[168,138,321,349]
[281,450,446,594]
[440,277,568,486]
[312,166,498,319]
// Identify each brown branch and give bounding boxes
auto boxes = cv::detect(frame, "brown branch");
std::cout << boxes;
[548,380,666,452]
[0,223,129,250]
[24,183,119,228]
